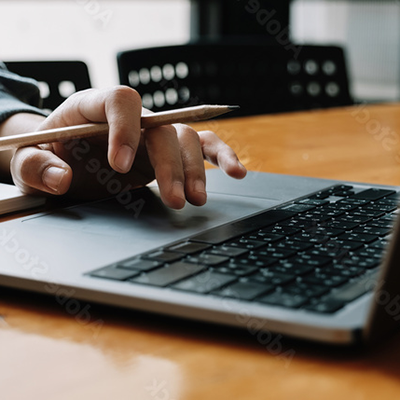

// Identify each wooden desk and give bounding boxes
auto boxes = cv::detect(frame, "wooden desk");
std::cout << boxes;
[2,104,400,399]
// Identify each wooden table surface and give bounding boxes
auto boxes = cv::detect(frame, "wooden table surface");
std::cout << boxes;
[2,103,400,400]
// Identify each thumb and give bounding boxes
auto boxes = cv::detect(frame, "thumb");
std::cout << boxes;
[10,146,72,195]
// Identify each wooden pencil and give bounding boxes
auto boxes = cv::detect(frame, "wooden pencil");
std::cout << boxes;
[0,105,239,151]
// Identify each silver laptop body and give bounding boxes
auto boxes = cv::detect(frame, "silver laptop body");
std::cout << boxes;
[1,169,399,345]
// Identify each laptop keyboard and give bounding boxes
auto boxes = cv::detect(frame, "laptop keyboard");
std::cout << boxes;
[87,185,399,314]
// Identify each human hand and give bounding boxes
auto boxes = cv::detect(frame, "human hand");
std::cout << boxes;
[10,86,247,209]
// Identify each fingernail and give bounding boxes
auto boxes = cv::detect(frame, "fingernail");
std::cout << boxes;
[172,181,185,202]
[115,145,134,173]
[194,179,206,193]
[193,179,207,204]
[43,166,67,192]
[194,179,207,201]
[237,159,246,169]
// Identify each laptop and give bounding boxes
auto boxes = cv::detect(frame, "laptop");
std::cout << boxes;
[1,168,399,345]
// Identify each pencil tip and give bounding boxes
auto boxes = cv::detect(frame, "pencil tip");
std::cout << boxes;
[227,105,240,111]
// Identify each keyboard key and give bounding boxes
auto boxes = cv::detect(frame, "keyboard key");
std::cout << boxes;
[351,188,396,201]
[247,231,286,242]
[353,247,383,259]
[215,281,274,300]
[287,254,332,268]
[338,232,379,243]
[342,257,380,269]
[369,239,390,249]
[282,282,329,298]
[257,292,309,308]
[328,239,364,251]
[323,265,364,278]
[260,226,300,236]
[280,219,317,229]
[227,238,265,250]
[143,250,183,263]
[301,273,348,288]
[303,300,345,313]
[216,263,258,277]
[274,240,314,252]
[242,254,278,267]
[186,253,229,266]
[171,271,237,294]
[309,271,379,309]
[326,220,360,230]
[207,246,248,258]
[190,209,295,244]
[352,210,385,218]
[296,198,330,206]
[90,266,140,281]
[304,226,344,237]
[167,241,211,254]
[118,258,163,272]
[272,264,314,276]
[291,232,330,244]
[130,262,205,287]
[367,219,394,229]
[250,270,296,286]
[338,198,369,206]
[337,215,372,224]
[255,247,297,259]
[364,204,397,213]
[280,204,315,213]
[352,226,391,236]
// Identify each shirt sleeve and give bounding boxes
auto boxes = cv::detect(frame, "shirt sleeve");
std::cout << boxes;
[0,62,49,123]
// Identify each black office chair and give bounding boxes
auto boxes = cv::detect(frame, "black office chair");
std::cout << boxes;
[117,43,353,118]
[4,60,92,111]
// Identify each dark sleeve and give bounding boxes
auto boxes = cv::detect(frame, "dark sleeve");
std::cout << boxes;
[0,62,48,123]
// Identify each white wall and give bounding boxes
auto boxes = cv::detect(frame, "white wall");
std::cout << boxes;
[0,0,191,88]
[291,0,400,102]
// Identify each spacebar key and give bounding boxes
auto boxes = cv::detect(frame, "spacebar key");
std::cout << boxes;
[190,210,295,244]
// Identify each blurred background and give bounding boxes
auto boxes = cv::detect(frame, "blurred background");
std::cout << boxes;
[0,0,399,105]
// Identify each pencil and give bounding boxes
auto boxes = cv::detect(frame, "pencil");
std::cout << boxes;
[0,105,239,151]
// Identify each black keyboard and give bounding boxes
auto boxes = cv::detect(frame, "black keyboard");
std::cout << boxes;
[87,185,399,314]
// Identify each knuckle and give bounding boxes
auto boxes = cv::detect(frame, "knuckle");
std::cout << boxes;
[178,125,201,143]
[110,85,141,106]
[198,130,216,142]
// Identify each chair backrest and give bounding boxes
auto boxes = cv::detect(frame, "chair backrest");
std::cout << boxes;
[5,60,92,111]
[117,43,353,118]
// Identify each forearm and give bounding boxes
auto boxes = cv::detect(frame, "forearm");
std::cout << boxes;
[0,113,46,182]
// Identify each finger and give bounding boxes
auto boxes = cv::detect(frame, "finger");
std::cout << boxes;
[175,124,207,206]
[144,125,186,210]
[41,86,143,174]
[199,130,247,179]
[103,87,142,174]
[10,146,72,195]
